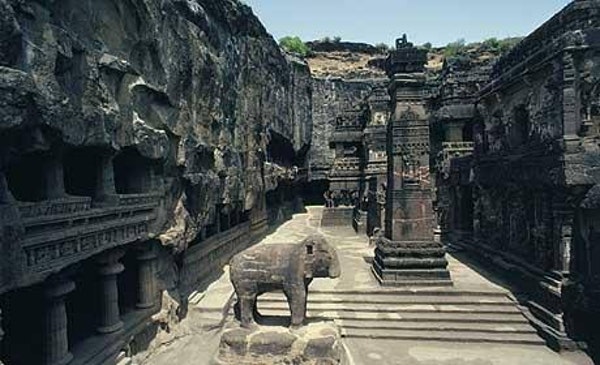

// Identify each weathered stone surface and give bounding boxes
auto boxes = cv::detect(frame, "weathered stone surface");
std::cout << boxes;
[248,331,297,355]
[216,322,342,365]
[221,328,253,356]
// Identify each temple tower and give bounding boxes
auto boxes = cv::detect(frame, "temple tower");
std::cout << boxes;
[372,35,452,286]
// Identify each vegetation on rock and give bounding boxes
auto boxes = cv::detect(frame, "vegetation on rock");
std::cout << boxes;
[279,36,311,56]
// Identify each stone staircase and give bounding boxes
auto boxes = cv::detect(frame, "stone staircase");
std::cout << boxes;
[255,288,546,346]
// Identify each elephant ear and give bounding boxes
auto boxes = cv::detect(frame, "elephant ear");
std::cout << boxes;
[305,241,315,279]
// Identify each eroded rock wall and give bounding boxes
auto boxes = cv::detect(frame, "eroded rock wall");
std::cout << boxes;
[0,0,311,257]
[0,0,312,356]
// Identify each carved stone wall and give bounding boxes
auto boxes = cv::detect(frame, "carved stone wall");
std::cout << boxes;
[438,1,600,351]
[0,0,312,363]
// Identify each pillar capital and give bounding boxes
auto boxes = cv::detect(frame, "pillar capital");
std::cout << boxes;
[44,279,76,300]
[96,248,125,266]
[135,243,158,261]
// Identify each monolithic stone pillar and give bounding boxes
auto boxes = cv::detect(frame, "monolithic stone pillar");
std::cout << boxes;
[372,35,451,286]
[95,154,118,204]
[96,250,125,334]
[136,245,157,309]
[44,277,75,365]
[43,152,66,200]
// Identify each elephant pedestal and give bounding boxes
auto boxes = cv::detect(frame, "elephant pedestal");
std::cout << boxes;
[215,322,342,365]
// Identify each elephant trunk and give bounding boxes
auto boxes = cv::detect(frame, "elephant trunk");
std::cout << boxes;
[328,250,341,278]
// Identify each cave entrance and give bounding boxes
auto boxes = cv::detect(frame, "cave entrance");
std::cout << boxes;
[64,148,103,198]
[0,286,44,365]
[266,130,296,167]
[5,152,49,202]
[300,180,330,206]
[114,148,154,195]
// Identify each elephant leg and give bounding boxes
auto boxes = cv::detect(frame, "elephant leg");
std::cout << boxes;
[284,285,307,328]
[239,295,258,329]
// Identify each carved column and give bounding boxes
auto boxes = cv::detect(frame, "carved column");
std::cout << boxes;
[215,204,222,233]
[0,308,4,365]
[96,250,124,334]
[0,171,13,204]
[136,245,157,309]
[95,153,118,204]
[372,35,451,286]
[43,151,66,200]
[554,204,575,274]
[44,277,75,365]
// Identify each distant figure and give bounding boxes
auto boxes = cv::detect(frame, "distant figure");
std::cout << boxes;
[323,190,334,208]
[341,190,351,207]
[351,190,359,207]
[331,190,340,207]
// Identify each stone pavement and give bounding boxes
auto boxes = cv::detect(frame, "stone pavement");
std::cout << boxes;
[140,207,593,365]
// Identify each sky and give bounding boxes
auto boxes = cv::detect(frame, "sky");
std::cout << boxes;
[243,0,572,47]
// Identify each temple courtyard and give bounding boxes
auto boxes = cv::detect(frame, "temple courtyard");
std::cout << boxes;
[139,207,593,365]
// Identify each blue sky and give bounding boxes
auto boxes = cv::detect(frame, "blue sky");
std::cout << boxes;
[244,0,572,47]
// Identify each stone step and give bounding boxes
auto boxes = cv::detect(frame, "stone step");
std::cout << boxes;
[254,309,529,323]
[259,293,514,306]
[342,328,545,345]
[337,319,537,334]
[305,288,510,297]
[256,301,521,314]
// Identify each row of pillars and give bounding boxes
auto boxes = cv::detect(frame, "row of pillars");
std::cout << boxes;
[41,245,157,365]
[0,151,117,204]
[1,148,160,205]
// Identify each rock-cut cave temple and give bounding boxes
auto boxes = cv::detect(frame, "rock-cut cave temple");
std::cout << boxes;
[1,0,600,364]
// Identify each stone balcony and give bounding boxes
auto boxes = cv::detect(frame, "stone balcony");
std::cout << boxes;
[329,158,362,177]
[439,142,475,161]
[5,193,162,288]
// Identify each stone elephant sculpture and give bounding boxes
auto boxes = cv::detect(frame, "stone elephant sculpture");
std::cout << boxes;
[229,234,341,329]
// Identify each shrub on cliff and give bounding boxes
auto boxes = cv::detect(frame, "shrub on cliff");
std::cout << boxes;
[279,36,310,56]
[444,39,466,58]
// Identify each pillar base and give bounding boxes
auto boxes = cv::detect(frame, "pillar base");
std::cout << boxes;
[47,352,73,365]
[136,302,155,310]
[96,321,124,334]
[372,237,453,287]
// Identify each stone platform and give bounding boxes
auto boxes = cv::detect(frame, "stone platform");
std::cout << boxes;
[320,207,354,227]
[140,207,592,365]
[372,238,452,286]
[215,322,342,365]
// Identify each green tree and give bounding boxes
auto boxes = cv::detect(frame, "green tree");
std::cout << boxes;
[333,36,342,43]
[420,42,432,50]
[279,36,310,57]
[444,38,466,58]
[482,37,500,50]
